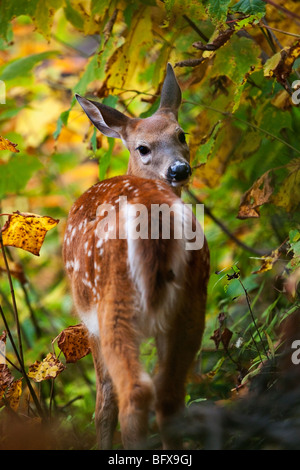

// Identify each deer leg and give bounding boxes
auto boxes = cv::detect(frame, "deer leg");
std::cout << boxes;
[99,299,154,449]
[154,301,205,450]
[88,335,118,450]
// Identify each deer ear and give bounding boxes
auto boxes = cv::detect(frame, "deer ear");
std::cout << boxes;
[75,94,129,139]
[158,63,182,117]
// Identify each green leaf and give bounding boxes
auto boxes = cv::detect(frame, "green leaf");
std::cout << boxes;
[194,121,223,165]
[0,154,43,198]
[91,128,97,153]
[98,138,115,181]
[289,229,300,245]
[257,104,293,136]
[231,0,266,16]
[206,0,232,25]
[53,109,70,140]
[213,36,261,85]
[34,0,63,39]
[64,0,84,30]
[0,51,58,81]
[265,331,275,359]
[0,0,38,40]
[0,0,63,41]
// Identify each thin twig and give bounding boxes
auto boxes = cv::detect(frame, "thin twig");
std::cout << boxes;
[184,100,300,154]
[0,231,23,364]
[238,276,270,361]
[261,19,283,49]
[59,395,84,412]
[0,345,22,373]
[183,14,209,42]
[20,283,42,338]
[0,304,45,419]
[259,23,300,39]
[185,188,268,256]
[262,0,300,26]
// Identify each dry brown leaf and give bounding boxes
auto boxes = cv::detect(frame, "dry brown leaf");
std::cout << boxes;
[0,331,6,365]
[210,327,233,350]
[56,324,91,363]
[284,267,300,301]
[193,28,234,52]
[0,331,7,345]
[0,363,14,390]
[264,39,300,91]
[27,353,65,382]
[1,211,59,256]
[237,170,274,219]
[0,136,19,153]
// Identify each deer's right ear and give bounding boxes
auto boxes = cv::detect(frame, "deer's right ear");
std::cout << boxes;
[75,94,129,139]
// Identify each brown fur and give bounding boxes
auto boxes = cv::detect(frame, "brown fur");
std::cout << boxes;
[63,65,210,449]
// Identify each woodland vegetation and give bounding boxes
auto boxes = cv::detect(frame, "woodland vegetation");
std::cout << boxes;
[0,0,300,450]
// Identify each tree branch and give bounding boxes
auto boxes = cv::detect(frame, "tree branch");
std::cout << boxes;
[185,188,268,256]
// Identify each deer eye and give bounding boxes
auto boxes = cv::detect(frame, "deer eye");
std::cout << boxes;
[136,145,150,156]
[178,132,186,144]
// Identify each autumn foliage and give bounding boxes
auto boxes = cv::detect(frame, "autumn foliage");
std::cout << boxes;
[0,0,300,450]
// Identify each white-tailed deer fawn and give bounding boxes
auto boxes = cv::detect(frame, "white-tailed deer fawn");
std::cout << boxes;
[63,64,210,449]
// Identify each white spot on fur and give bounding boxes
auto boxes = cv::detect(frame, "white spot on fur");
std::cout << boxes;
[96,238,103,248]
[77,307,99,337]
[74,258,80,272]
[82,278,92,288]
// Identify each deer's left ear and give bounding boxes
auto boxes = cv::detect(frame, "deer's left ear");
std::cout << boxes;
[158,63,182,117]
[75,94,129,139]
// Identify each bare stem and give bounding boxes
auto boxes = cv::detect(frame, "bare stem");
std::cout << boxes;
[0,231,23,364]
[184,100,300,153]
[185,188,268,256]
[0,304,45,419]
[237,276,270,362]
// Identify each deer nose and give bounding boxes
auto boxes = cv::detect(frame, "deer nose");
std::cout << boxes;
[167,161,191,182]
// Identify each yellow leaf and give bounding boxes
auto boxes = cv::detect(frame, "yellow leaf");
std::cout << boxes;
[34,0,63,40]
[264,39,300,90]
[5,379,23,411]
[272,159,300,212]
[252,249,280,274]
[103,7,153,91]
[15,97,64,147]
[27,353,65,383]
[0,364,22,411]
[1,212,59,256]
[0,136,19,153]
